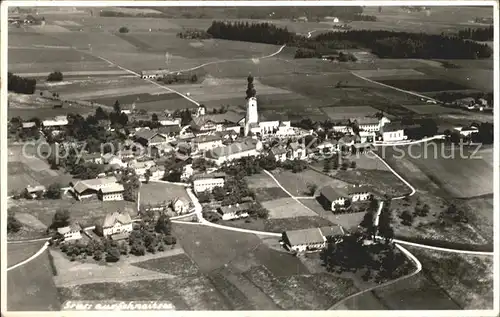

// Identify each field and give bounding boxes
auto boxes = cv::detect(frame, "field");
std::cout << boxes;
[401,144,493,198]
[377,79,469,92]
[401,104,465,115]
[462,195,494,242]
[334,169,412,198]
[139,182,190,206]
[406,247,493,309]
[321,106,380,121]
[270,168,349,197]
[68,200,137,227]
[252,187,289,202]
[8,250,61,311]
[7,241,46,267]
[262,197,318,219]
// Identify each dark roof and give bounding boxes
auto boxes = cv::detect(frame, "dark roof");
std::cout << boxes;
[157,125,181,134]
[193,172,226,181]
[191,111,244,128]
[347,185,372,195]
[382,122,404,133]
[271,145,287,155]
[218,202,252,214]
[134,129,165,141]
[320,186,347,202]
[351,117,379,125]
[284,228,325,246]
[319,226,344,237]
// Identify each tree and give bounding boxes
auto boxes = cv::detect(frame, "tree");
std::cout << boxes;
[377,199,394,243]
[51,209,70,229]
[212,186,226,201]
[119,26,129,33]
[360,211,375,238]
[113,100,121,114]
[163,235,177,245]
[306,183,318,196]
[144,168,152,184]
[155,214,172,235]
[93,251,103,261]
[350,161,357,169]
[7,211,22,233]
[151,113,159,123]
[47,71,63,82]
[399,210,413,226]
[45,182,62,199]
[197,191,211,203]
[105,247,121,262]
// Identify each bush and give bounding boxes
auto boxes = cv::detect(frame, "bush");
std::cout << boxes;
[47,71,63,82]
[119,26,129,33]
[164,235,176,245]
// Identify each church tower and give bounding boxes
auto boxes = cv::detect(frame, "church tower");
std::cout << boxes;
[244,74,258,136]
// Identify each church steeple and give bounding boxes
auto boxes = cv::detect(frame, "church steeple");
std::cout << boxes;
[244,73,258,136]
[246,73,256,99]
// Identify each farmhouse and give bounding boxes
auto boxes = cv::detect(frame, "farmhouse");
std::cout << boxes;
[21,122,37,129]
[318,186,348,211]
[316,141,338,154]
[140,69,170,79]
[192,134,223,152]
[319,225,345,242]
[287,141,307,160]
[217,203,251,221]
[71,176,119,200]
[348,185,373,202]
[102,211,133,239]
[128,160,156,177]
[193,173,226,194]
[380,123,406,142]
[134,128,167,147]
[205,138,262,165]
[171,197,190,215]
[147,165,166,181]
[25,185,46,199]
[98,183,124,201]
[102,153,127,168]
[42,116,69,127]
[57,224,82,242]
[282,228,326,253]
[157,125,181,137]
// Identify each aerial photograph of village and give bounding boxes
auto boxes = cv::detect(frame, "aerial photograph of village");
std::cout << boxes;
[5,3,496,312]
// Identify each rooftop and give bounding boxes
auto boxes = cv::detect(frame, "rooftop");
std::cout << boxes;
[319,225,344,237]
[284,228,325,246]
[218,202,253,214]
[26,185,46,193]
[192,134,223,144]
[100,183,125,194]
[103,211,132,228]
[206,139,259,159]
[320,185,347,202]
[347,185,372,195]
[72,176,118,194]
[193,172,226,181]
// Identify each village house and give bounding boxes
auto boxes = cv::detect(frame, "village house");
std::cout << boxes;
[145,165,165,181]
[316,140,338,154]
[21,122,37,129]
[157,125,181,138]
[57,224,82,242]
[159,117,181,127]
[42,115,69,128]
[140,69,170,79]
[190,111,244,134]
[318,186,348,211]
[454,125,479,137]
[128,160,156,177]
[134,128,168,147]
[98,183,124,201]
[71,176,119,200]
[380,122,406,142]
[24,185,46,199]
[216,129,239,142]
[171,197,190,215]
[192,135,223,152]
[81,153,104,164]
[205,138,262,165]
[348,185,373,202]
[217,202,251,221]
[286,141,307,160]
[359,130,376,143]
[282,228,326,253]
[102,153,127,168]
[270,145,287,162]
[101,211,133,240]
[193,173,226,194]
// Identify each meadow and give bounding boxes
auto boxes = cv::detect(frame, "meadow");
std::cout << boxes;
[139,182,190,207]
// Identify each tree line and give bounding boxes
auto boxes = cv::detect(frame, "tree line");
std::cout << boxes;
[458,26,493,41]
[8,72,36,94]
[205,21,493,59]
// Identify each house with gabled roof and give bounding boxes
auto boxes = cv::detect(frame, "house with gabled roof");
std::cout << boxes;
[171,197,190,215]
[318,186,348,211]
[71,176,119,200]
[347,184,373,202]
[217,202,251,220]
[98,183,124,201]
[57,223,82,242]
[282,228,326,253]
[102,211,133,239]
[270,145,287,162]
[134,128,167,147]
[25,185,46,199]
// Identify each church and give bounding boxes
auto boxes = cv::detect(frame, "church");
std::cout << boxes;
[193,74,295,138]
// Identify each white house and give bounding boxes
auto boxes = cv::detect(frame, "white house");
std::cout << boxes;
[454,126,479,137]
[286,142,307,160]
[193,173,226,194]
[102,211,133,238]
[42,115,69,127]
[181,164,194,181]
[347,185,372,202]
[57,224,82,242]
[217,203,251,221]
[98,183,124,201]
[102,154,127,168]
[171,197,190,215]
[25,185,46,199]
[316,141,338,154]
[192,135,223,152]
[147,165,165,181]
[359,130,376,143]
[128,160,156,177]
[270,145,287,162]
[318,186,348,211]
[380,123,406,142]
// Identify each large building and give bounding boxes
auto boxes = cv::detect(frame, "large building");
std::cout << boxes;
[193,173,226,194]
[282,226,344,253]
[192,135,223,152]
[102,211,133,239]
[71,176,120,200]
[98,183,125,201]
[380,122,406,142]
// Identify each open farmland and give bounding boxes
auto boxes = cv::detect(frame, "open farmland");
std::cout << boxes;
[8,250,61,311]
[402,144,493,198]
[7,241,46,267]
[68,200,137,227]
[321,106,380,121]
[376,78,469,92]
[405,247,493,309]
[262,197,317,219]
[270,168,349,197]
[401,104,464,115]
